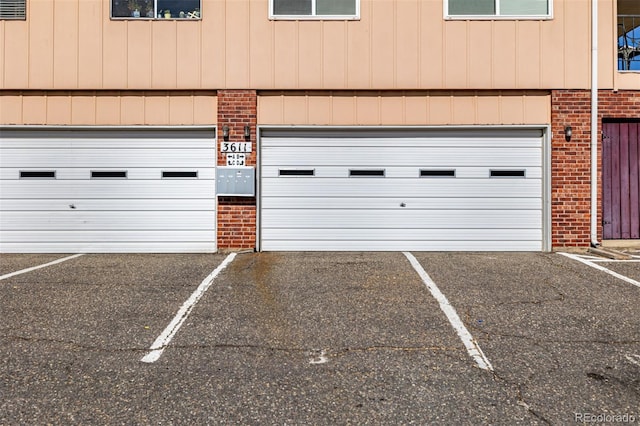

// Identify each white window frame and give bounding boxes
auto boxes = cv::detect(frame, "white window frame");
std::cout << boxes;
[444,0,553,20]
[269,0,360,21]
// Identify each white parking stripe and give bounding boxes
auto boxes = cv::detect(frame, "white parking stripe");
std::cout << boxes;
[0,254,84,281]
[141,252,237,364]
[559,252,640,289]
[403,252,494,372]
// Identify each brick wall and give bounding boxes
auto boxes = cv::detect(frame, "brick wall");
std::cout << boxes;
[217,90,257,251]
[551,89,640,248]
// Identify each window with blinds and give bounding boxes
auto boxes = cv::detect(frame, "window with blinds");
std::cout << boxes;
[0,0,26,20]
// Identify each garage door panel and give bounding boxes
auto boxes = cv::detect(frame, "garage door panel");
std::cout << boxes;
[261,129,546,252]
[261,166,542,179]
[0,128,216,253]
[2,180,215,198]
[261,197,541,210]
[0,168,215,180]
[1,199,215,211]
[263,136,543,148]
[1,149,215,168]
[262,179,541,198]
[262,228,542,241]
[0,242,216,253]
[262,209,541,228]
[1,211,214,230]
[0,230,216,243]
[262,240,542,251]
[263,147,541,167]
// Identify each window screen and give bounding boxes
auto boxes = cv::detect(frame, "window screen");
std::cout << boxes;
[272,0,357,17]
[447,0,549,17]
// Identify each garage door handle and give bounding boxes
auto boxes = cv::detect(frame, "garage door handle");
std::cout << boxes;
[400,202,406,208]
[69,204,76,209]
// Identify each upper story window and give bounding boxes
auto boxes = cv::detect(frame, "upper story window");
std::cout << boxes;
[0,0,26,20]
[618,0,640,71]
[445,0,551,19]
[111,0,201,19]
[270,0,359,20]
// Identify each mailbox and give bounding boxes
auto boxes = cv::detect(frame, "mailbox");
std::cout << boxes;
[216,166,255,196]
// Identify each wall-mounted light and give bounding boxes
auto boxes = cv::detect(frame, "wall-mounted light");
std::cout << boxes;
[244,125,251,139]
[222,125,230,141]
[564,125,572,141]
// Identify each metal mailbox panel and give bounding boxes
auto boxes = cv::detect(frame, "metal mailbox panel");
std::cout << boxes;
[216,166,255,196]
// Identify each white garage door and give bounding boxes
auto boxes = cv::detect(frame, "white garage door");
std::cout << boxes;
[0,128,216,253]
[260,129,548,251]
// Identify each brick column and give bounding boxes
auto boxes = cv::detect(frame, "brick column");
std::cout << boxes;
[217,90,257,251]
[551,90,593,248]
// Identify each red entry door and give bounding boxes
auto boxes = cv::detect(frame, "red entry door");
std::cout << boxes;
[602,122,640,239]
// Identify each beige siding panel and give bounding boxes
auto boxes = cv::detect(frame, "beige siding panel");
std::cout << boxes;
[370,1,394,88]
[102,21,128,89]
[476,95,501,125]
[249,2,274,88]
[395,0,419,88]
[95,94,121,124]
[419,1,444,89]
[169,95,195,124]
[331,94,356,125]
[380,95,404,124]
[298,22,323,88]
[46,94,72,124]
[322,22,347,88]
[28,1,54,88]
[492,22,517,88]
[403,96,428,125]
[225,1,249,88]
[201,0,225,87]
[22,94,47,124]
[258,92,551,126]
[152,22,178,88]
[356,96,380,124]
[121,95,146,124]
[71,96,97,125]
[0,95,23,124]
[468,22,493,88]
[452,96,476,124]
[282,95,308,124]
[307,95,332,124]
[540,3,565,87]
[564,0,590,88]
[428,94,453,125]
[53,1,79,88]
[598,0,614,89]
[516,22,542,88]
[0,22,4,86]
[193,95,217,124]
[4,21,29,88]
[347,4,371,88]
[274,22,298,89]
[78,0,103,88]
[128,23,153,89]
[144,94,170,124]
[617,73,640,91]
[443,22,468,88]
[177,23,202,88]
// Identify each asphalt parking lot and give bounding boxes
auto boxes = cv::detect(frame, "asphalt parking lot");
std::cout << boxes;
[0,251,638,424]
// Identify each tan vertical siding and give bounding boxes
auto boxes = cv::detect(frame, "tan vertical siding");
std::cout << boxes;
[0,92,217,125]
[258,91,551,126]
[0,0,632,91]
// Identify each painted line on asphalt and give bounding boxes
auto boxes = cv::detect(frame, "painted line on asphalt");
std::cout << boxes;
[559,252,640,289]
[141,252,237,364]
[403,252,494,371]
[0,254,85,281]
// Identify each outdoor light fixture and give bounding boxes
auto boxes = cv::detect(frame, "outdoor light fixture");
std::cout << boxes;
[222,125,230,141]
[564,125,572,141]
[244,125,251,139]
